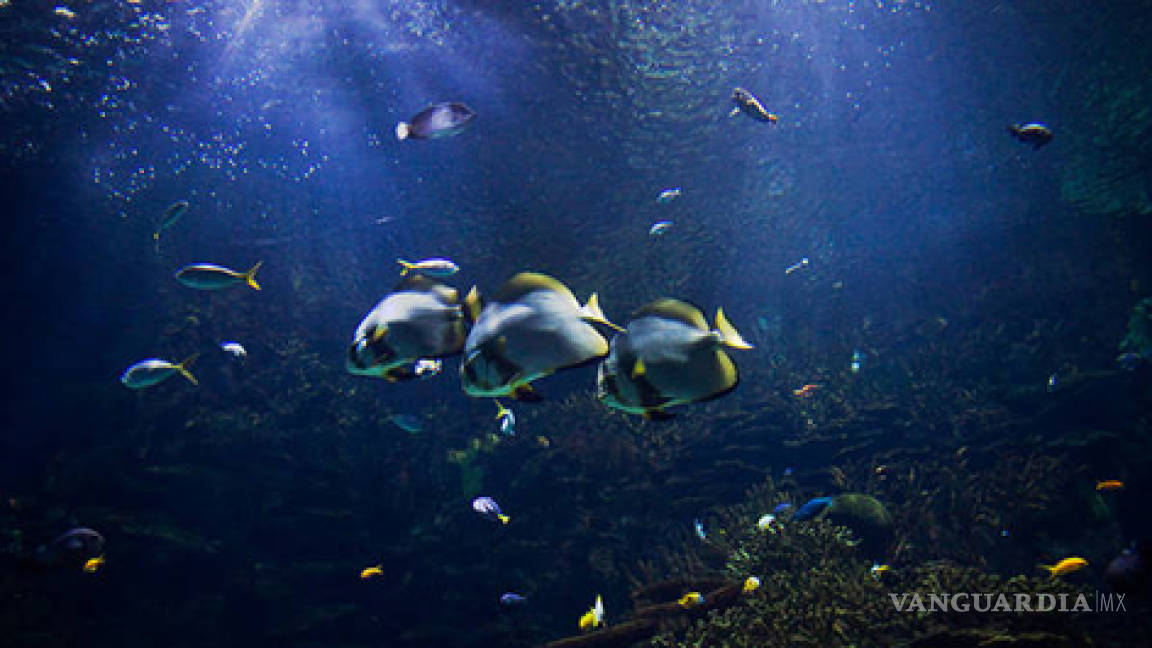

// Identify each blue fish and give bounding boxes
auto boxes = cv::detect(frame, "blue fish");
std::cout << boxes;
[500,592,527,605]
[792,497,833,521]
[694,518,707,541]
[390,414,424,434]
[772,502,793,515]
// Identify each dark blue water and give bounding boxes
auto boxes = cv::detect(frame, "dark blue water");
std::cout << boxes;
[2,1,1151,646]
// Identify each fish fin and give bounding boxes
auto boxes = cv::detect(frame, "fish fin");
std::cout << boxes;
[395,122,410,140]
[630,358,646,378]
[728,107,740,117]
[176,353,200,386]
[513,384,543,402]
[581,293,625,332]
[633,299,709,330]
[370,325,388,343]
[464,285,482,322]
[643,408,676,422]
[498,514,510,525]
[767,113,779,123]
[715,308,753,349]
[492,272,573,304]
[245,261,263,290]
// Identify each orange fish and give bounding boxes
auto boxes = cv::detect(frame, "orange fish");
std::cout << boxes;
[792,384,820,398]
[1095,480,1124,491]
[1037,557,1088,578]
[360,564,384,580]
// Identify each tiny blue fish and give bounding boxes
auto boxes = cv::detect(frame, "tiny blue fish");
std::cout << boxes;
[850,349,864,374]
[792,497,833,521]
[694,518,706,541]
[494,400,516,437]
[783,467,793,477]
[473,496,510,524]
[656,187,681,203]
[220,341,247,358]
[772,502,793,515]
[500,592,528,605]
[390,414,424,434]
[1116,352,1144,371]
[649,220,673,237]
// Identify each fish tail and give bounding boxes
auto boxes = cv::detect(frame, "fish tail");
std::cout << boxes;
[245,261,263,290]
[714,308,754,349]
[581,293,624,332]
[395,122,410,140]
[176,353,200,386]
[493,400,507,420]
[464,285,482,321]
[1036,564,1055,576]
[153,231,160,241]
[498,514,510,525]
[396,258,413,276]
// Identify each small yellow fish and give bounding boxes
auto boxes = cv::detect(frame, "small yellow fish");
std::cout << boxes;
[83,555,105,573]
[1095,480,1124,491]
[536,435,551,448]
[743,576,760,593]
[677,592,705,608]
[578,594,604,631]
[360,564,384,580]
[870,563,890,580]
[1038,557,1088,578]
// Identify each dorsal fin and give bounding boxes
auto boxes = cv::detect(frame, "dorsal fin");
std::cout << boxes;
[631,298,709,330]
[393,273,451,296]
[490,272,575,304]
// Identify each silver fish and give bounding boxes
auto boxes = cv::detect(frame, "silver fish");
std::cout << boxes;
[120,355,199,389]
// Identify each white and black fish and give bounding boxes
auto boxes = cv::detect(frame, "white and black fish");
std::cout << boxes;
[596,299,752,419]
[395,102,476,141]
[346,274,471,382]
[459,272,621,400]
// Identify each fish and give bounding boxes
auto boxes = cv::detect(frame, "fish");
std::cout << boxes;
[413,358,443,379]
[1116,352,1144,371]
[83,556,105,573]
[694,518,707,541]
[784,257,810,274]
[648,220,673,237]
[1038,556,1088,578]
[793,383,820,398]
[677,592,704,608]
[1096,480,1125,491]
[870,563,890,580]
[772,502,793,515]
[742,576,761,593]
[656,188,681,203]
[346,274,471,382]
[472,496,510,524]
[494,400,516,437]
[792,496,833,521]
[220,341,246,358]
[500,592,528,605]
[729,87,778,124]
[35,527,105,568]
[1008,122,1053,149]
[390,414,424,434]
[395,102,476,140]
[578,595,604,630]
[175,261,262,291]
[461,272,621,400]
[396,257,460,278]
[850,349,864,373]
[120,354,199,389]
[596,299,753,419]
[360,564,384,580]
[757,513,779,533]
[153,200,189,241]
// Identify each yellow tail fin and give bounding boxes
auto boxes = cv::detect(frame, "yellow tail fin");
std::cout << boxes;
[396,258,413,276]
[715,308,753,349]
[245,261,263,291]
[464,285,481,321]
[582,293,624,332]
[1036,564,1055,576]
[176,353,200,386]
[498,514,510,525]
[494,400,509,421]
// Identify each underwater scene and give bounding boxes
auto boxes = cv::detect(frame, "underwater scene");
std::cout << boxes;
[3,0,1152,646]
